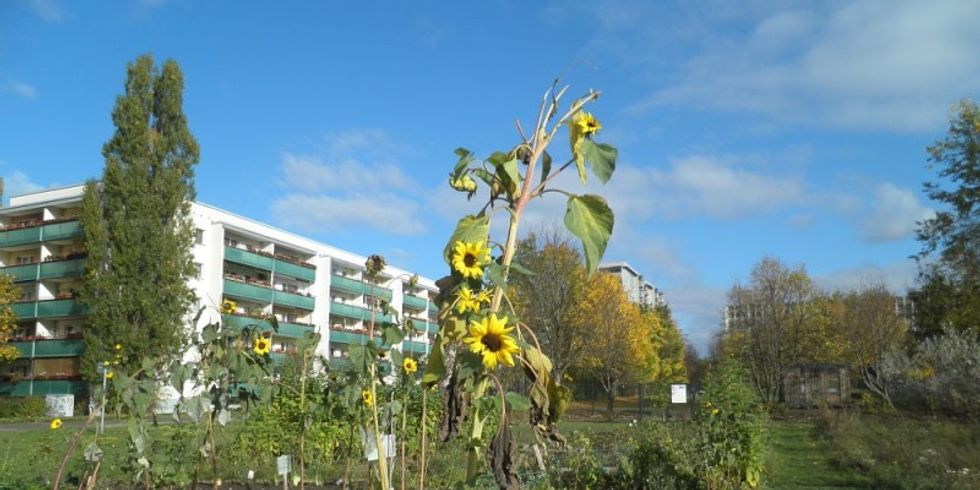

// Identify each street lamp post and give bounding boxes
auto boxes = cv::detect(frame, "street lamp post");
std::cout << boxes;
[97,365,107,434]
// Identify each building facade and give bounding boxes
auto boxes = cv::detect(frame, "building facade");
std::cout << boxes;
[598,261,664,308]
[0,184,438,397]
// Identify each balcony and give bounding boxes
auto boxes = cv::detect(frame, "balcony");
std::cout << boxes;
[274,258,315,282]
[329,302,393,324]
[223,278,274,303]
[221,314,314,339]
[0,379,87,396]
[330,275,392,302]
[329,329,371,345]
[404,340,430,354]
[273,289,314,310]
[43,220,82,241]
[39,258,85,280]
[0,263,39,282]
[409,318,439,334]
[12,338,86,358]
[11,302,36,319]
[37,299,88,318]
[403,294,428,311]
[0,226,41,247]
[224,246,274,272]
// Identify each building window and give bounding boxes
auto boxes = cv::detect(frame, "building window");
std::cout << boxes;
[16,255,35,265]
[195,229,205,245]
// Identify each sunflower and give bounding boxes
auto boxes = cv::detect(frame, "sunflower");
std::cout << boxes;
[220,299,238,315]
[476,289,492,305]
[50,418,62,430]
[455,287,481,314]
[451,240,490,279]
[403,357,418,374]
[573,111,602,137]
[114,343,122,351]
[253,337,271,356]
[106,371,114,380]
[464,314,519,370]
[362,389,374,407]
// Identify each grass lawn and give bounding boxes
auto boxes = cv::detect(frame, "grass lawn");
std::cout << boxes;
[765,420,873,490]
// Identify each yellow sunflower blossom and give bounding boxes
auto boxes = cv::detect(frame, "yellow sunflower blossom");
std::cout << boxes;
[451,240,490,279]
[220,299,237,315]
[476,289,492,305]
[253,337,271,356]
[455,287,481,314]
[50,418,62,430]
[403,357,418,374]
[362,389,374,407]
[106,371,114,380]
[573,111,602,137]
[711,408,720,416]
[114,343,122,351]
[464,314,519,370]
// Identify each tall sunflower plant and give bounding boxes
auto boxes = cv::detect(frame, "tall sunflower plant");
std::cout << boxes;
[426,81,617,487]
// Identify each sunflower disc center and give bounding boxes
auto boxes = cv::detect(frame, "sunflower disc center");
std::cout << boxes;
[464,253,477,267]
[481,333,503,352]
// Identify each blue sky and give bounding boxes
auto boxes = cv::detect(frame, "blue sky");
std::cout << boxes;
[3,0,978,354]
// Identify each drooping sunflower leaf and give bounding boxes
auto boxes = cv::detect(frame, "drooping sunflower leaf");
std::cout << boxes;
[540,150,553,185]
[582,140,617,184]
[564,194,614,274]
[421,338,447,387]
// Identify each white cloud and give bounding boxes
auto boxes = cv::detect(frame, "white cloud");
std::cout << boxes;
[860,183,934,243]
[272,129,425,235]
[6,79,38,99]
[27,0,64,22]
[3,170,43,199]
[814,260,919,294]
[602,0,980,132]
[271,193,424,235]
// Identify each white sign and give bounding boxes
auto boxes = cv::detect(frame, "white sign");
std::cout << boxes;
[46,394,74,417]
[276,455,291,476]
[670,384,687,404]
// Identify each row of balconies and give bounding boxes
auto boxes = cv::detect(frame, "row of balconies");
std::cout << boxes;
[223,246,316,282]
[0,258,85,283]
[0,219,81,248]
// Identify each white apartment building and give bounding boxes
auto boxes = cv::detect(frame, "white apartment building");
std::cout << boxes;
[598,261,665,308]
[0,184,438,397]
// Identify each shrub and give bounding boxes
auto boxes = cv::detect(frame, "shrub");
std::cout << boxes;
[885,328,980,417]
[0,397,46,420]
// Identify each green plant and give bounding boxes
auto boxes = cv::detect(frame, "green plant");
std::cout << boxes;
[0,396,46,420]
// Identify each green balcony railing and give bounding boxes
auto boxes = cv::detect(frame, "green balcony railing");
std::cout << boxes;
[221,314,314,339]
[329,329,370,345]
[37,299,87,318]
[224,246,274,271]
[403,294,428,311]
[39,259,85,280]
[408,318,438,334]
[330,275,392,301]
[273,290,315,310]
[223,279,274,303]
[274,259,316,282]
[11,302,36,319]
[329,302,393,324]
[0,379,87,396]
[42,220,82,241]
[12,338,86,358]
[403,340,430,354]
[0,263,39,282]
[0,226,42,247]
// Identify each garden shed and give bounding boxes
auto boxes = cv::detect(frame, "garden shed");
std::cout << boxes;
[783,364,850,408]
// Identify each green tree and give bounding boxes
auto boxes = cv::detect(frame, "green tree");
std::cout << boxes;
[79,54,199,380]
[839,283,908,407]
[913,99,980,338]
[510,229,589,379]
[0,275,22,362]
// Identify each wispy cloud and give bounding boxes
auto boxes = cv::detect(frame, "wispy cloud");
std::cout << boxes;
[6,79,38,99]
[27,0,65,22]
[859,183,934,243]
[271,129,425,235]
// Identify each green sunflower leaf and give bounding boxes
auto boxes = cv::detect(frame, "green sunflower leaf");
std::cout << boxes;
[582,140,617,184]
[443,214,490,266]
[564,194,614,274]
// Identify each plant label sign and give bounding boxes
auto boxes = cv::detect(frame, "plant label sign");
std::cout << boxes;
[670,384,687,404]
[276,455,291,476]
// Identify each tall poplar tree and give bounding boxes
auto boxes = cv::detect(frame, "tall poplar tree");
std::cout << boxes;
[79,54,199,380]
